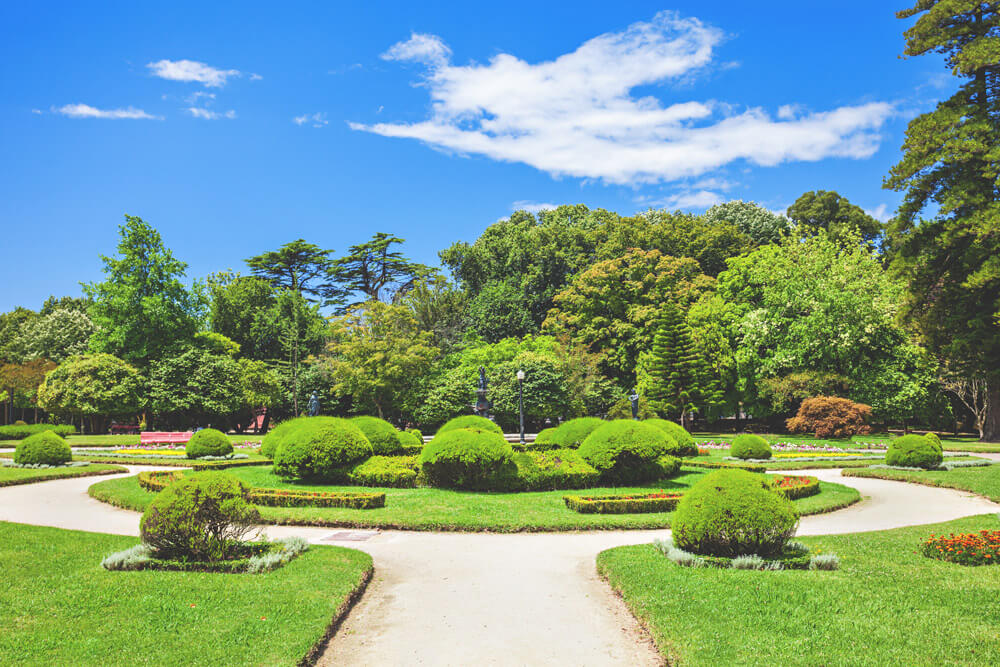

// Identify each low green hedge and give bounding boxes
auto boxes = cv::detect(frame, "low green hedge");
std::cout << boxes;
[578,420,674,483]
[682,460,767,473]
[770,475,821,500]
[512,449,601,491]
[396,430,424,454]
[0,423,76,440]
[551,417,604,448]
[886,434,942,469]
[564,492,683,514]
[644,419,698,456]
[420,427,515,490]
[343,455,419,488]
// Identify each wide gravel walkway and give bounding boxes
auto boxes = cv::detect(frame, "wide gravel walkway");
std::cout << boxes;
[1,465,998,666]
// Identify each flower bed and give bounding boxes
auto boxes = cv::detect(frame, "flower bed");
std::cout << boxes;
[922,531,1000,566]
[769,474,821,500]
[563,491,683,514]
[138,470,386,509]
[102,536,310,573]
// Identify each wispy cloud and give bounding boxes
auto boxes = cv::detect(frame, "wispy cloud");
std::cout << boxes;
[147,59,241,87]
[865,203,892,222]
[353,11,893,186]
[55,103,162,120]
[187,107,236,120]
[511,200,557,214]
[30,108,42,114]
[249,73,263,81]
[640,189,724,210]
[293,112,329,128]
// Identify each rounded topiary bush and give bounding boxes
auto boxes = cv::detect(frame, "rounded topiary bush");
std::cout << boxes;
[14,430,71,465]
[185,428,233,459]
[139,472,261,561]
[420,427,515,490]
[672,469,799,558]
[437,415,503,436]
[396,429,423,451]
[261,417,310,459]
[577,420,672,483]
[407,428,423,441]
[924,432,943,453]
[273,417,373,481]
[351,416,403,455]
[534,427,558,446]
[644,419,697,456]
[886,434,942,470]
[730,433,772,460]
[552,417,604,448]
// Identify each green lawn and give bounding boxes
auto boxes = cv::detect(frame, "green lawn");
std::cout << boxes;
[844,464,1000,503]
[0,450,271,469]
[89,467,860,532]
[0,521,372,666]
[597,514,1000,666]
[694,432,1000,453]
[0,463,126,487]
[0,434,265,447]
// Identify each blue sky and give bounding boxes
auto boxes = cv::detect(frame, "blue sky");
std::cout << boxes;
[0,1,951,311]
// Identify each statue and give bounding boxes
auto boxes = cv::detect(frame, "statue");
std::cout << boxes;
[308,391,320,417]
[477,366,488,392]
[629,389,640,421]
[474,366,491,417]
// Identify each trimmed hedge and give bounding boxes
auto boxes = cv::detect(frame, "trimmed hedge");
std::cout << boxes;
[769,475,821,500]
[14,431,72,465]
[551,417,604,448]
[578,420,673,483]
[564,492,683,514]
[924,432,943,452]
[534,427,558,446]
[436,415,503,436]
[261,417,312,459]
[0,423,76,440]
[644,419,698,456]
[395,430,424,455]
[683,459,767,473]
[730,433,772,460]
[886,434,942,470]
[344,455,419,488]
[420,427,515,490]
[671,469,799,558]
[352,416,404,455]
[272,417,373,481]
[512,449,601,491]
[186,428,233,459]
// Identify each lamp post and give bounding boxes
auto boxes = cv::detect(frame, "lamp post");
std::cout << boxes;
[516,369,525,446]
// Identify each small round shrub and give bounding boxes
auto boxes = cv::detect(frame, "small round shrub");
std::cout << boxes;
[139,472,261,561]
[672,469,799,558]
[436,415,503,436]
[886,434,942,470]
[13,420,26,426]
[261,417,311,459]
[577,420,672,483]
[185,428,233,459]
[273,417,373,481]
[534,427,558,445]
[924,432,943,453]
[730,433,772,460]
[644,419,697,456]
[396,429,423,451]
[14,430,71,465]
[420,427,515,490]
[552,417,604,448]
[407,428,423,441]
[351,416,403,455]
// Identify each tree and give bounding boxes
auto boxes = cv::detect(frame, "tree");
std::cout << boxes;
[400,274,470,353]
[13,308,97,363]
[273,288,328,415]
[147,347,244,429]
[884,1,1000,440]
[641,303,720,427]
[37,354,142,433]
[0,307,37,363]
[941,373,992,440]
[487,354,576,431]
[236,358,285,433]
[0,358,56,424]
[83,215,202,370]
[207,273,282,360]
[787,190,883,245]
[467,280,536,342]
[39,295,90,316]
[701,200,791,246]
[330,232,428,307]
[246,239,342,305]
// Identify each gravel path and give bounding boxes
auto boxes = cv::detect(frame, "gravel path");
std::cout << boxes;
[1,465,999,666]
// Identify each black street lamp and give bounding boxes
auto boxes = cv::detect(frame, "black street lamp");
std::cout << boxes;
[516,369,526,446]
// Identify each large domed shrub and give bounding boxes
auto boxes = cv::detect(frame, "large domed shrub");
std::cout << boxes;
[672,469,799,558]
[273,417,373,481]
[924,432,943,453]
[396,429,423,452]
[644,419,697,456]
[436,415,503,436]
[786,396,872,438]
[351,416,403,455]
[552,417,604,448]
[577,420,672,483]
[886,434,942,469]
[185,428,233,459]
[261,417,311,459]
[14,430,71,465]
[534,427,558,446]
[730,434,772,460]
[139,472,260,561]
[420,428,515,490]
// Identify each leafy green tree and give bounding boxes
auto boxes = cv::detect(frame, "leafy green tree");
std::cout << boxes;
[39,295,91,316]
[701,200,791,246]
[37,354,142,433]
[467,280,536,342]
[207,273,282,360]
[245,239,342,305]
[0,358,56,424]
[487,354,576,431]
[12,309,97,363]
[884,1,1000,439]
[787,190,883,244]
[331,232,429,307]
[148,347,243,428]
[273,288,328,415]
[236,358,285,433]
[83,215,202,370]
[0,308,37,363]
[400,274,470,353]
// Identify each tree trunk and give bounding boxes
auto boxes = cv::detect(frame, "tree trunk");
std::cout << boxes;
[982,381,1000,442]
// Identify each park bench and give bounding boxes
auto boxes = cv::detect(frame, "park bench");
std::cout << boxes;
[140,431,193,445]
[109,424,140,435]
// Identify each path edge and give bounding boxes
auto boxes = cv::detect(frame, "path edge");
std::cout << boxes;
[299,562,375,667]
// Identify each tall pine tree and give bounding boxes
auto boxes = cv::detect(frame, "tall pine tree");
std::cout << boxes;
[645,303,719,427]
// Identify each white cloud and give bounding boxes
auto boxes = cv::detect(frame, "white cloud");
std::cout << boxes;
[147,59,241,87]
[511,200,557,214]
[249,73,263,81]
[644,189,724,210]
[186,91,216,104]
[293,112,328,127]
[31,108,42,114]
[353,11,893,185]
[55,104,161,120]
[187,107,236,120]
[866,203,892,222]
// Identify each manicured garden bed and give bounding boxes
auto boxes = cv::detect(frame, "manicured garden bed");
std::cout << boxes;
[89,467,860,531]
[597,514,1000,665]
[844,464,1000,503]
[0,450,271,469]
[0,521,372,665]
[0,463,126,487]
[694,432,1000,453]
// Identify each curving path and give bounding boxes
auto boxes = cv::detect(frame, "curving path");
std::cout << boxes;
[1,465,999,666]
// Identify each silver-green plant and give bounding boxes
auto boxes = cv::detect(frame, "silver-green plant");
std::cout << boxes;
[808,553,840,570]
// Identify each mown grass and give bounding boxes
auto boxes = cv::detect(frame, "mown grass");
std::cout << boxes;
[0,521,372,666]
[694,431,1000,452]
[89,467,859,532]
[0,463,126,487]
[597,514,1000,666]
[0,434,265,446]
[845,464,1000,503]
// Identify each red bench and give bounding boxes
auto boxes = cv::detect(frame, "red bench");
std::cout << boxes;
[140,431,194,445]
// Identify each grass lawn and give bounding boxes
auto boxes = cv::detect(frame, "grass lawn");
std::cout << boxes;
[694,431,1000,453]
[0,463,126,487]
[696,447,891,471]
[0,434,265,447]
[597,514,1000,666]
[0,450,271,469]
[88,467,860,532]
[0,521,372,666]
[844,464,1000,503]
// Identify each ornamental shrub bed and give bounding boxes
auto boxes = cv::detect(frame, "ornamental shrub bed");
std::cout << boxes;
[653,537,818,570]
[0,423,76,440]
[342,455,419,488]
[730,434,771,460]
[273,417,373,481]
[15,430,72,465]
[436,415,503,435]
[551,417,604,448]
[420,427,515,490]
[185,428,233,459]
[644,419,698,456]
[922,530,1000,566]
[102,536,311,574]
[578,420,673,483]
[511,449,601,491]
[260,416,311,459]
[682,460,767,473]
[564,491,683,514]
[886,433,943,469]
[351,416,404,455]
[395,429,423,454]
[769,475,821,500]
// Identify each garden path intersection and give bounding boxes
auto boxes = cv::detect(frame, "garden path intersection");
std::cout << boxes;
[2,465,998,666]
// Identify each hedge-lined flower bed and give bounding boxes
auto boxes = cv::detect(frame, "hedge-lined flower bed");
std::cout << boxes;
[102,536,311,573]
[563,491,683,514]
[922,530,1000,566]
[682,460,766,473]
[770,475,821,500]
[138,470,386,509]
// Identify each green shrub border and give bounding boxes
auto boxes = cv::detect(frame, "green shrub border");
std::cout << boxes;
[563,492,682,514]
[772,475,821,500]
[682,460,767,473]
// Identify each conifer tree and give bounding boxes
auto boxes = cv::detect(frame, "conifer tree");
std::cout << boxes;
[645,303,719,427]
